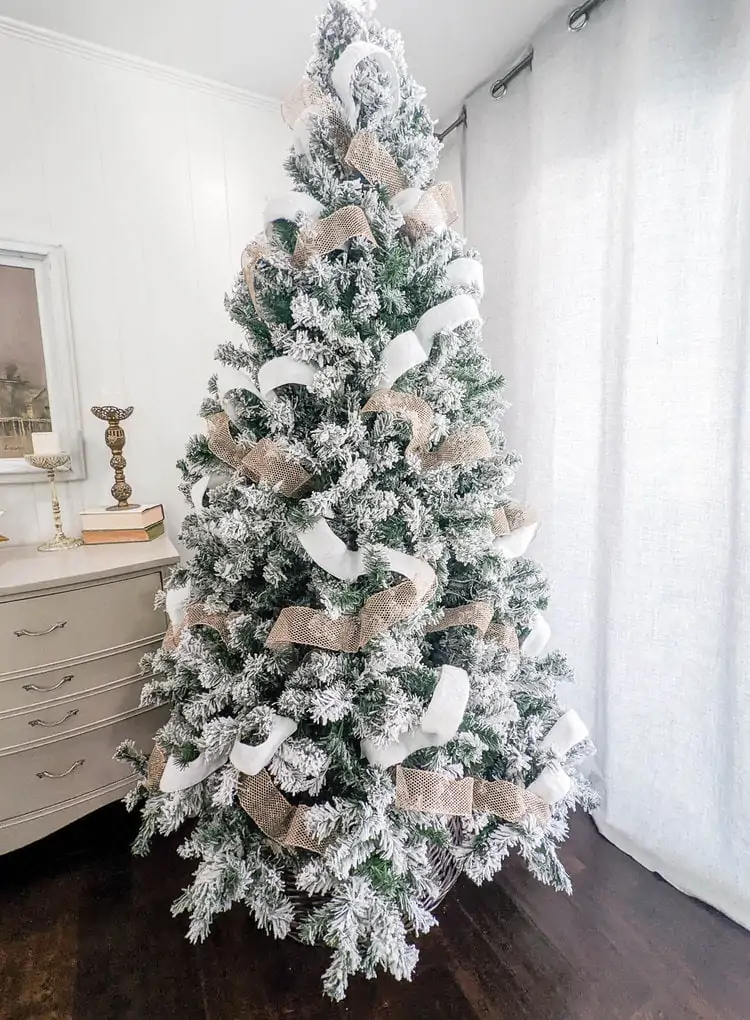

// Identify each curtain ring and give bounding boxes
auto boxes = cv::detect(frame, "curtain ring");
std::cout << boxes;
[491,81,508,100]
[568,7,590,31]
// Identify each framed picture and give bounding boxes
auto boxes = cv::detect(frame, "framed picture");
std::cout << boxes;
[0,240,85,482]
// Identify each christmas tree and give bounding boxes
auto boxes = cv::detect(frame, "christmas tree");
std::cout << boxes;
[118,0,596,999]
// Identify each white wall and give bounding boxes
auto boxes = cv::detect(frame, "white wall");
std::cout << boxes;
[0,20,289,547]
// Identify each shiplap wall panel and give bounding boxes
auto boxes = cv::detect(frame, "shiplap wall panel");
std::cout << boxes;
[0,23,288,547]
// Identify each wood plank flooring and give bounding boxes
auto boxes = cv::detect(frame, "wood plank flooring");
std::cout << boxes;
[1,805,747,1019]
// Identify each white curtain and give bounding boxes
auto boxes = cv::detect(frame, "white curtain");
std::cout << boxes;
[462,0,750,927]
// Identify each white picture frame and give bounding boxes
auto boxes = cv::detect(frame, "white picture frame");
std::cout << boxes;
[0,239,85,483]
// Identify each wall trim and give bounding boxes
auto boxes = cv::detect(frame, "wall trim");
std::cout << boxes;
[0,15,279,111]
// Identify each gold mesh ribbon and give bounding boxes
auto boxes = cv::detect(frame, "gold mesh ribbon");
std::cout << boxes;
[266,568,436,652]
[426,601,494,637]
[238,769,328,853]
[241,238,271,319]
[242,439,313,498]
[485,621,521,666]
[362,390,493,471]
[146,745,167,792]
[162,604,235,650]
[281,79,329,127]
[396,766,474,815]
[281,78,351,157]
[492,504,538,537]
[206,412,312,497]
[395,766,550,825]
[403,182,458,239]
[345,131,407,198]
[162,625,178,651]
[206,412,248,470]
[292,205,377,267]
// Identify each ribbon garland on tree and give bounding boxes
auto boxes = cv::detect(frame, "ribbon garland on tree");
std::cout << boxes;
[362,390,493,471]
[205,411,313,498]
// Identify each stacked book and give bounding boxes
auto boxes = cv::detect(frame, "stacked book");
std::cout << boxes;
[79,504,165,545]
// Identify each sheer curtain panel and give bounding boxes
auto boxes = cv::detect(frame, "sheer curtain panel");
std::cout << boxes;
[463,0,750,926]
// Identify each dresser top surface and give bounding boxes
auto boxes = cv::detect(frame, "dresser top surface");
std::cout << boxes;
[0,535,179,598]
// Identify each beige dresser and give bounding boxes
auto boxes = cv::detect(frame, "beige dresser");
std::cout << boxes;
[0,535,178,853]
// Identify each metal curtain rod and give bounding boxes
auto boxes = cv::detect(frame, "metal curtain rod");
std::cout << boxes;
[568,0,609,31]
[490,50,533,100]
[436,106,467,142]
[490,0,611,100]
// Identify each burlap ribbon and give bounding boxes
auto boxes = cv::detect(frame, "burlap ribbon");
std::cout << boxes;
[344,131,407,198]
[492,504,537,536]
[425,604,521,666]
[281,79,330,128]
[292,205,377,267]
[395,766,550,825]
[241,238,271,319]
[426,601,494,637]
[362,390,493,471]
[162,604,234,651]
[238,770,328,853]
[485,621,521,665]
[206,412,312,497]
[281,78,351,159]
[266,564,436,652]
[145,745,326,852]
[401,182,458,239]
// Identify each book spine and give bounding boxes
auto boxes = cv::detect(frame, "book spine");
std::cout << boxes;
[82,531,151,544]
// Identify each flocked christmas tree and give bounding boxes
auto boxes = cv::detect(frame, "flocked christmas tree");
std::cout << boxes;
[117,0,596,999]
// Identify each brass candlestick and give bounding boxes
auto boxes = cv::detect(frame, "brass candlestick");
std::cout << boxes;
[90,405,140,510]
[24,453,84,552]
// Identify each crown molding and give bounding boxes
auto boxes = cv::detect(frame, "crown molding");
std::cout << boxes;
[0,15,279,112]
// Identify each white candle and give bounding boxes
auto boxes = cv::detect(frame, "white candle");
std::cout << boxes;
[32,432,61,456]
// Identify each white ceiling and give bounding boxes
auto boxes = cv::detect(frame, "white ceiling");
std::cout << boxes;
[0,0,565,119]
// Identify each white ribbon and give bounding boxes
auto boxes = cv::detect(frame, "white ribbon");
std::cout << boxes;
[330,41,400,128]
[528,765,572,805]
[216,365,262,421]
[521,610,551,657]
[165,584,191,631]
[541,709,589,757]
[390,188,423,217]
[159,716,299,793]
[361,664,470,768]
[377,294,481,389]
[159,750,228,793]
[493,521,540,560]
[296,517,364,581]
[446,257,484,297]
[263,192,324,230]
[191,473,221,510]
[296,518,435,595]
[217,359,320,416]
[256,356,319,400]
[229,715,298,776]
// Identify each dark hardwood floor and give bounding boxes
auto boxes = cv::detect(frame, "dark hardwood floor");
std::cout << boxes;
[1,805,747,1020]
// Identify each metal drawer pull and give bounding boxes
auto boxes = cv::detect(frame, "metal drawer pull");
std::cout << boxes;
[28,708,79,728]
[36,759,85,779]
[14,621,67,638]
[22,674,74,693]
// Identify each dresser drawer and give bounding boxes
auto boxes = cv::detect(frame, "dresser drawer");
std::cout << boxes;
[0,672,160,752]
[1,572,165,676]
[0,640,161,713]
[0,706,170,820]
